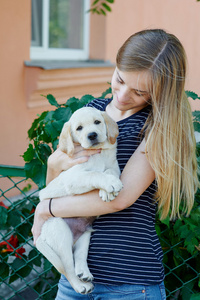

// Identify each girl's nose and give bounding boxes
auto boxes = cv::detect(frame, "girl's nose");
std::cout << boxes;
[118,86,129,101]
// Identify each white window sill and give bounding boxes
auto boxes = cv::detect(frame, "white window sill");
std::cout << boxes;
[24,60,114,70]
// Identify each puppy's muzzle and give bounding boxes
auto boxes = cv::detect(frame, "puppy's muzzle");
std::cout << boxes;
[88,132,98,145]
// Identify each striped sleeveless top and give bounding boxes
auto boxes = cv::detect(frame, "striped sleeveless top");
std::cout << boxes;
[86,98,165,285]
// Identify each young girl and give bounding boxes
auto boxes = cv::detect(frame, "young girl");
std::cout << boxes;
[32,29,199,300]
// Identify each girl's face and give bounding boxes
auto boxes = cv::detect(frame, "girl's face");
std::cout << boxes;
[111,68,151,114]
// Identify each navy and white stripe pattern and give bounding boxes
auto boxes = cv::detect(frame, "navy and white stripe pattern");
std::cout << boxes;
[86,98,165,285]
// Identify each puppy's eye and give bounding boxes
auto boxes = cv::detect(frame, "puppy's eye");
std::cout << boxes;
[76,125,83,131]
[94,120,101,125]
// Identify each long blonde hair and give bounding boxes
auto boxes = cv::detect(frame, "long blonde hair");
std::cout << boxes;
[116,29,199,219]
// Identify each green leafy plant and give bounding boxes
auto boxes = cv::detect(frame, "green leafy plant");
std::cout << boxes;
[1,89,199,299]
[88,0,114,16]
[156,197,200,299]
[0,195,60,298]
[88,1,200,16]
[23,88,111,189]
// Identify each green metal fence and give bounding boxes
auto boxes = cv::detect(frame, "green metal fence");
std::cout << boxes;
[0,165,199,300]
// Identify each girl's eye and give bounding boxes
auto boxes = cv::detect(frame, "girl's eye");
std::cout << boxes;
[94,120,101,125]
[134,90,144,97]
[116,77,123,84]
[135,91,141,96]
[76,125,83,131]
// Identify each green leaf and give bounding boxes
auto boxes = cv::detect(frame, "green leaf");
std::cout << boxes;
[193,122,200,132]
[91,8,101,14]
[52,139,59,151]
[185,241,196,254]
[24,159,47,188]
[179,225,190,239]
[190,293,200,300]
[11,257,26,271]
[22,200,34,213]
[45,94,60,107]
[0,206,8,225]
[27,118,40,139]
[45,122,62,141]
[38,144,52,162]
[102,2,112,11]
[65,96,79,106]
[29,249,42,267]
[0,262,9,280]
[181,281,194,300]
[173,218,183,234]
[80,94,94,105]
[186,90,200,100]
[33,142,51,164]
[100,8,107,15]
[192,110,200,119]
[155,224,161,236]
[42,111,55,123]
[53,107,72,123]
[9,272,20,284]
[22,183,32,193]
[11,259,32,280]
[91,0,100,5]
[44,258,53,271]
[17,222,32,241]
[22,143,35,162]
[160,215,170,228]
[7,210,21,227]
[28,111,48,139]
[185,216,199,228]
[106,0,114,2]
[65,97,82,113]
[101,86,112,98]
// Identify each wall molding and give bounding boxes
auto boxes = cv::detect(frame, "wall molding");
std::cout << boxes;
[24,63,114,109]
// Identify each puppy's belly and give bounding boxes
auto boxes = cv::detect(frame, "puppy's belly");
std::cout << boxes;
[63,217,95,243]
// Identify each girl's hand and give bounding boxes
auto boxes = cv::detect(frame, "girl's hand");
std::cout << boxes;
[46,144,101,184]
[31,200,50,245]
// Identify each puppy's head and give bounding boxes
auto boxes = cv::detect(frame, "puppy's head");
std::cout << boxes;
[59,107,119,156]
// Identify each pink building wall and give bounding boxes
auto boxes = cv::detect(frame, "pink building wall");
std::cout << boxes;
[0,0,200,167]
[104,0,200,110]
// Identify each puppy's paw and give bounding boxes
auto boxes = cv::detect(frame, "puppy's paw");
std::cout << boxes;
[99,189,121,202]
[99,190,113,202]
[73,281,94,294]
[99,177,123,202]
[75,263,94,283]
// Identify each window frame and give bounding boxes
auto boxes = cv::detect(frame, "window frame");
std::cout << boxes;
[30,0,90,61]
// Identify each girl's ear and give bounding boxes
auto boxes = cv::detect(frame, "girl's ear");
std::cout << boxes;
[59,121,74,157]
[101,112,119,144]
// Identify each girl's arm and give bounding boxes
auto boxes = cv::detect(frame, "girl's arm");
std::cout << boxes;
[32,139,155,244]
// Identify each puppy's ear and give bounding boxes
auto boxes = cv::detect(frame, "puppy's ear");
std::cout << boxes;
[59,121,74,157]
[101,112,119,144]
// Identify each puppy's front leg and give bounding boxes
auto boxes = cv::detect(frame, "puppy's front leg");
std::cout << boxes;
[65,171,122,198]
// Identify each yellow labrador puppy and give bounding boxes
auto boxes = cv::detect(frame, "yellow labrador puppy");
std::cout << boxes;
[36,107,123,294]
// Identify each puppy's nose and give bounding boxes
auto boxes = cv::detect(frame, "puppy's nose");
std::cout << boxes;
[88,132,97,141]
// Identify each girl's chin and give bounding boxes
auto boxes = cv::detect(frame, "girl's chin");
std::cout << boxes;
[114,101,131,111]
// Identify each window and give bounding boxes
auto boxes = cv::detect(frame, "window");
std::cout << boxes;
[31,0,90,60]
